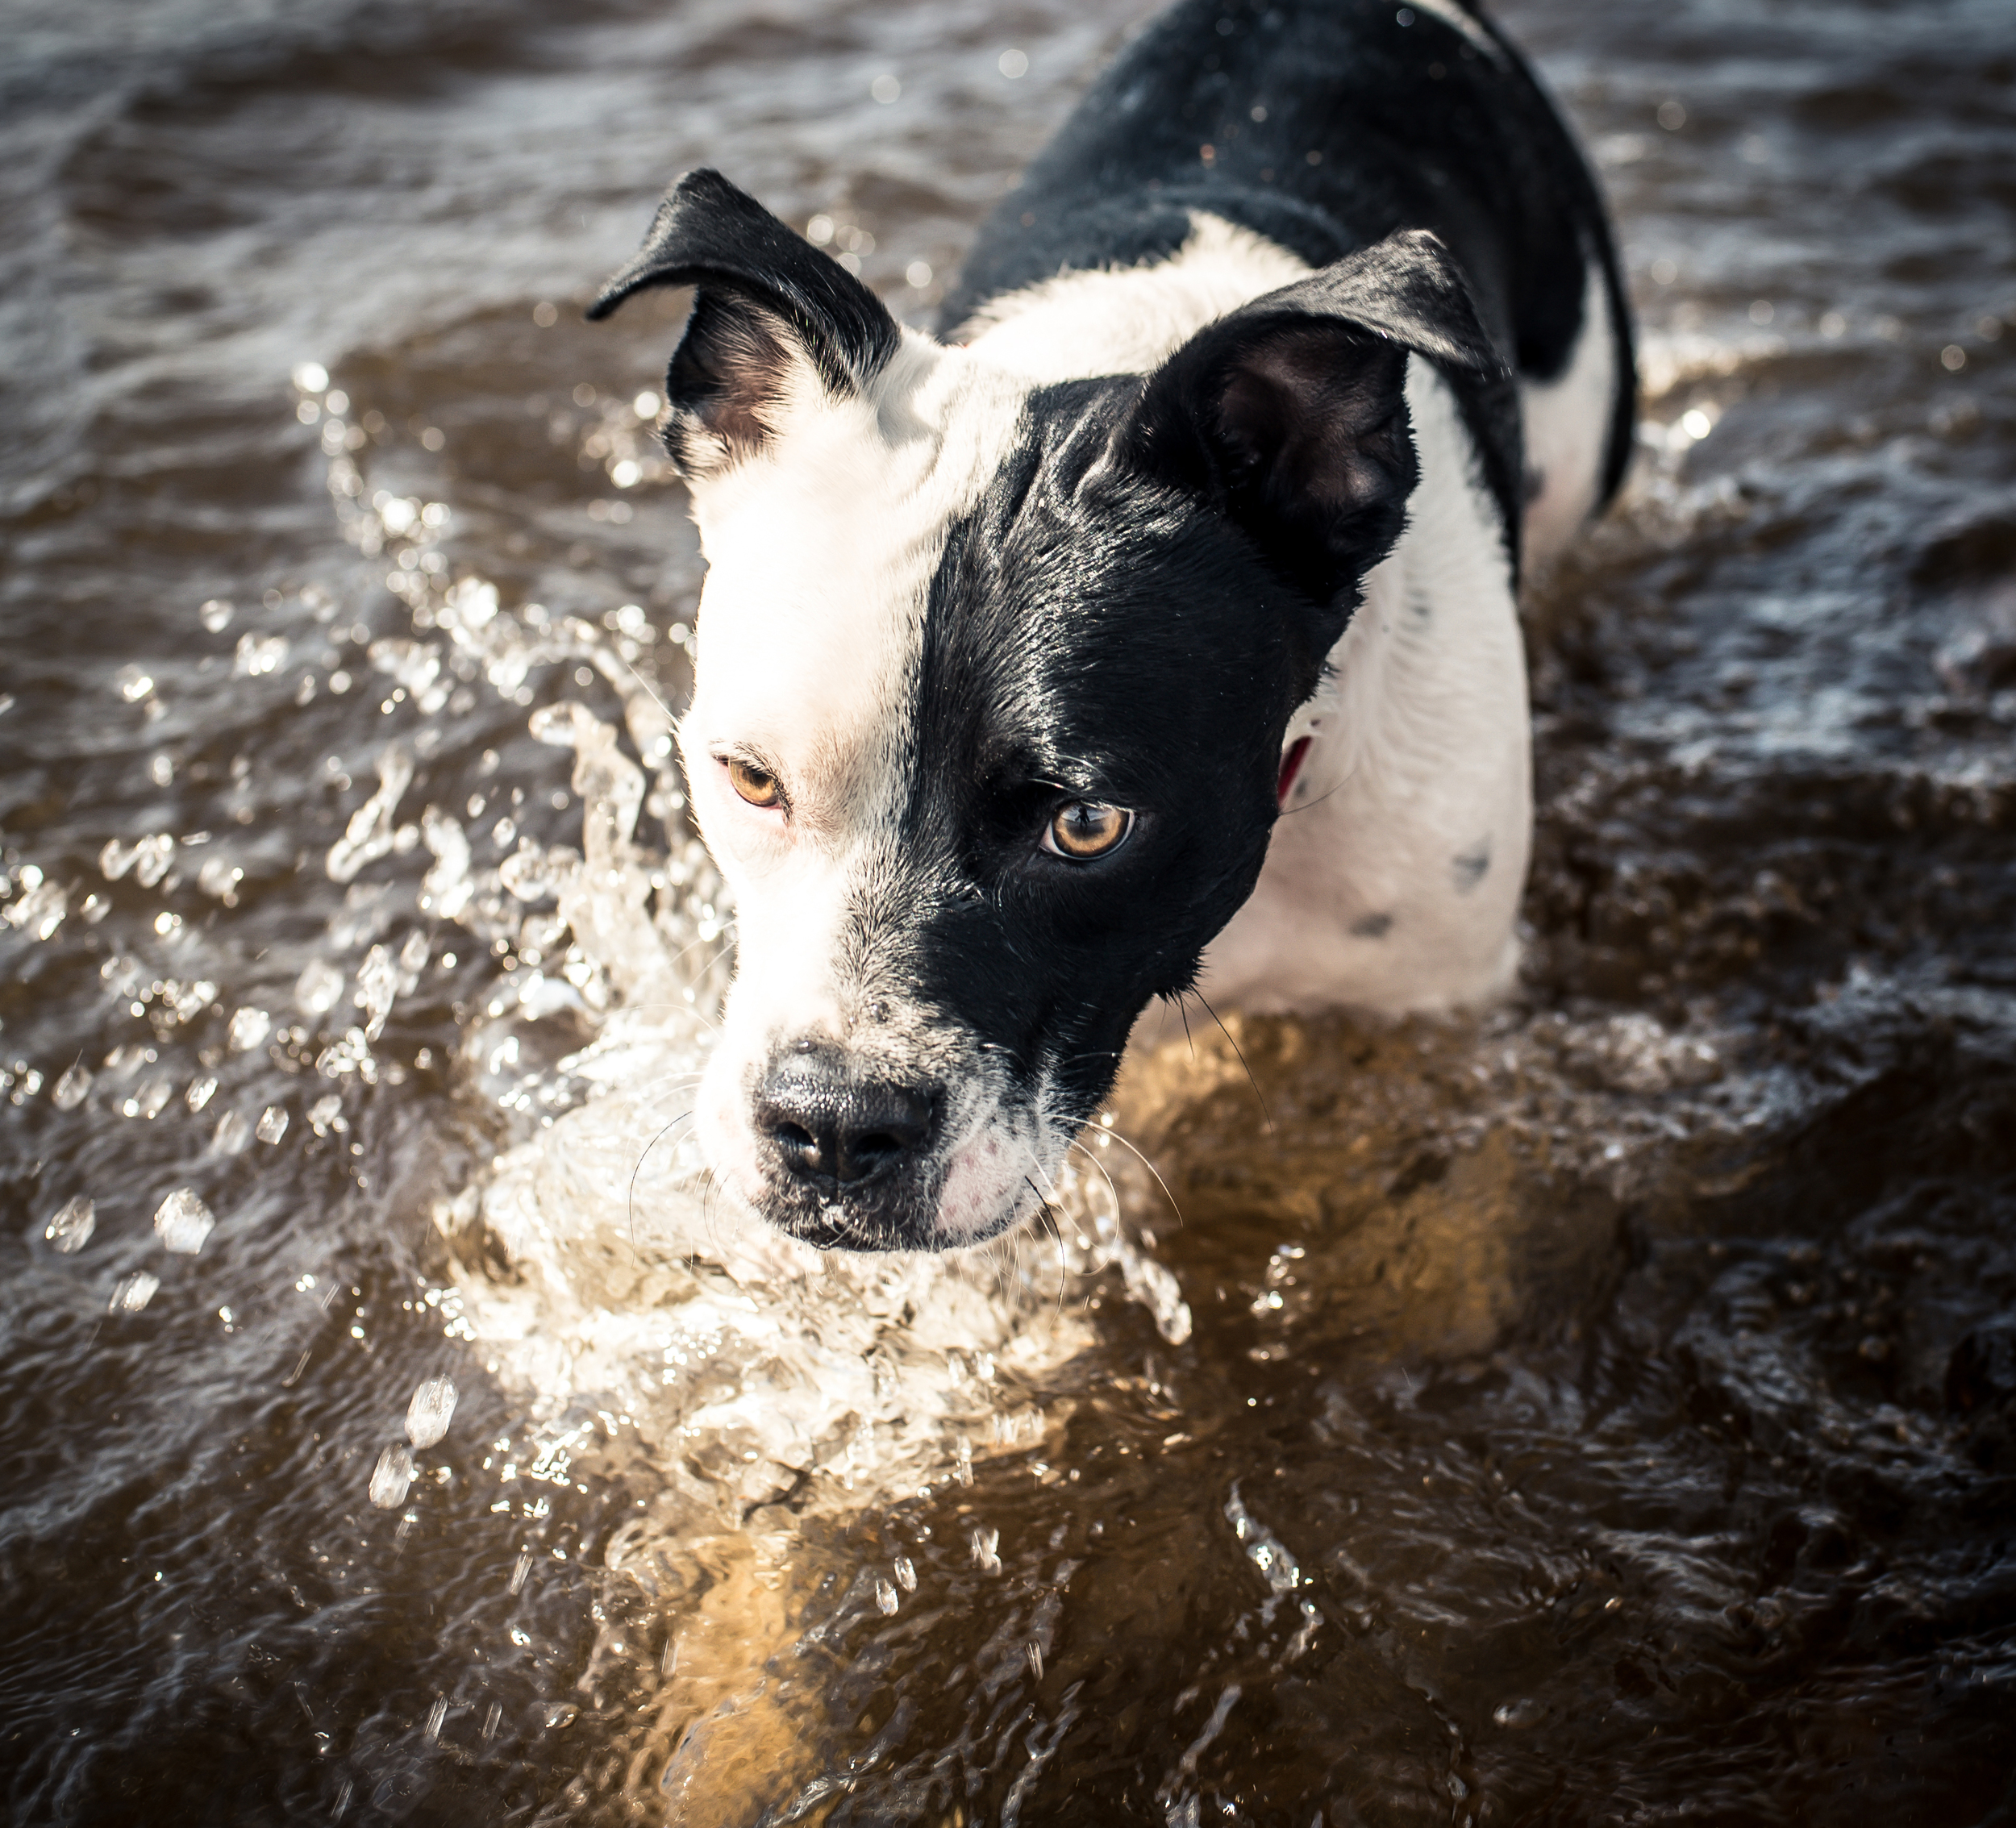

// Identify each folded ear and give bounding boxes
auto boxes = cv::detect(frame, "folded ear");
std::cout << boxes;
[1118,229,1506,624]
[588,169,902,478]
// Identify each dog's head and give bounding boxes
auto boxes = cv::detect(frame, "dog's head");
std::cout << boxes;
[590,171,1496,1251]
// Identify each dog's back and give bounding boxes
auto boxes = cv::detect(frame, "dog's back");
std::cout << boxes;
[946,0,1635,571]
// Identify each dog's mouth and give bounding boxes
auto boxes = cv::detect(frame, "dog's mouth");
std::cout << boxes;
[745,1134,1050,1254]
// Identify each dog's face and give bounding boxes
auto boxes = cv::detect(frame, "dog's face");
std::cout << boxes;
[591,173,1495,1251]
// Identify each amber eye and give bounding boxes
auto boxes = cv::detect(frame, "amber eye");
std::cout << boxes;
[724,756,782,810]
[1043,800,1134,860]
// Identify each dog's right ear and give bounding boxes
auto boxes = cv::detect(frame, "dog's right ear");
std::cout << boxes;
[1116,230,1506,635]
[588,169,902,478]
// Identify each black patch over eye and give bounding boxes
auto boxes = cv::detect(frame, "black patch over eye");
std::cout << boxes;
[1042,800,1134,860]
[725,756,782,809]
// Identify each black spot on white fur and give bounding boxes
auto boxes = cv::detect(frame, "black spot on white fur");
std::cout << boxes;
[1452,839,1492,892]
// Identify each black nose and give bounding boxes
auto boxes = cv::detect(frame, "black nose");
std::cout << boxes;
[753,1051,935,1189]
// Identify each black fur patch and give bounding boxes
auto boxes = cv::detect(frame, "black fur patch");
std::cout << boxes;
[830,383,1321,1156]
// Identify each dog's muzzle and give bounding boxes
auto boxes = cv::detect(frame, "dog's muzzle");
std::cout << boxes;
[752,1044,939,1205]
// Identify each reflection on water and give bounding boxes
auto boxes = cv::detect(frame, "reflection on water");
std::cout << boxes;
[2,0,2014,1821]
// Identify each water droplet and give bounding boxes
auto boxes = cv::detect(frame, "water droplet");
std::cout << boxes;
[44,1196,95,1252]
[231,632,289,678]
[153,1188,215,1255]
[893,1555,917,1593]
[196,856,243,902]
[124,1074,173,1120]
[185,1074,218,1113]
[227,1007,272,1052]
[482,1701,502,1738]
[424,1697,448,1742]
[998,47,1029,77]
[253,1106,288,1145]
[870,73,901,103]
[326,743,415,885]
[295,959,345,1017]
[199,598,235,633]
[212,1109,252,1156]
[369,1443,415,1509]
[6,878,69,939]
[356,944,398,1041]
[510,1549,534,1596]
[110,1271,160,1314]
[874,1577,899,1616]
[406,1376,458,1448]
[1492,1697,1546,1729]
[541,1702,577,1730]
[52,1064,92,1110]
[970,1524,1000,1572]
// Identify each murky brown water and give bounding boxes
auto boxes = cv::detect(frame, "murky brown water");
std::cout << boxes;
[3,0,2014,1822]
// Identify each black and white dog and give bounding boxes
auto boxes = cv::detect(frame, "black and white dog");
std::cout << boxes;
[589,0,1634,1253]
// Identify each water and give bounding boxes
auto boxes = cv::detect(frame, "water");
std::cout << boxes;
[2,0,2013,1821]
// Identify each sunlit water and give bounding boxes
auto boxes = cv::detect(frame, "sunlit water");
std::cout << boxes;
[3,0,2014,1822]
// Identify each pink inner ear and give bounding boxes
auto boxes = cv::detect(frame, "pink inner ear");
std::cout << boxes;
[1277,736,1313,807]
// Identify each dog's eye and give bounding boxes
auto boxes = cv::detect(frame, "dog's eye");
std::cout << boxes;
[1042,800,1133,860]
[724,757,782,809]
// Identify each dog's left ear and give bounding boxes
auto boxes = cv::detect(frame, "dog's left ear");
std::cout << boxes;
[1119,229,1505,625]
[588,169,902,478]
